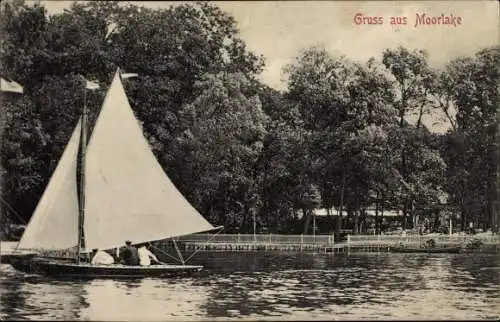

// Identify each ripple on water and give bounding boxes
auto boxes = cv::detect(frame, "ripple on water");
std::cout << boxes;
[1,253,499,320]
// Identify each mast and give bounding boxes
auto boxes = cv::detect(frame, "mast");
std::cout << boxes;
[77,77,88,264]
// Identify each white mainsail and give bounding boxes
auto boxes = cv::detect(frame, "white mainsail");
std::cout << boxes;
[17,119,82,250]
[83,71,215,251]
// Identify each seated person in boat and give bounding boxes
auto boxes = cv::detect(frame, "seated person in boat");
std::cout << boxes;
[91,248,114,265]
[120,240,140,266]
[137,243,163,266]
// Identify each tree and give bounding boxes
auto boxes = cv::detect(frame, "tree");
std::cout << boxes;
[440,46,499,230]
[258,86,311,233]
[2,0,497,235]
[1,1,265,227]
[285,48,400,234]
[382,46,438,230]
[284,48,355,233]
[169,72,267,232]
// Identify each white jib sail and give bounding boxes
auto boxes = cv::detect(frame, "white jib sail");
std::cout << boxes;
[17,119,82,250]
[83,71,215,251]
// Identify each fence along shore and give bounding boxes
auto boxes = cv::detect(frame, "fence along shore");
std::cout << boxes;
[2,233,498,259]
[163,233,500,254]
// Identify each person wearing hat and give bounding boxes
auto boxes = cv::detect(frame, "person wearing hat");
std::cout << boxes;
[120,240,140,266]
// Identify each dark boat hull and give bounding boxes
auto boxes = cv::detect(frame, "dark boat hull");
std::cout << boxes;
[0,252,37,264]
[10,257,203,278]
[389,246,462,253]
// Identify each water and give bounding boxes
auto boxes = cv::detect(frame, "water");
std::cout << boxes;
[1,252,499,320]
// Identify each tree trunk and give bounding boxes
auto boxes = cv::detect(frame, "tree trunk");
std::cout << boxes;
[337,171,345,233]
[354,211,359,234]
[460,205,466,231]
[381,193,385,233]
[355,186,361,234]
[326,208,333,233]
[303,208,311,234]
[409,199,414,230]
[487,176,497,229]
[416,96,427,129]
[402,200,407,230]
[360,209,366,234]
[312,213,317,235]
[375,191,379,234]
[399,99,408,232]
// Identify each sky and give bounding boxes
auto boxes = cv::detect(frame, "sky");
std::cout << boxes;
[37,0,499,89]
[30,0,500,132]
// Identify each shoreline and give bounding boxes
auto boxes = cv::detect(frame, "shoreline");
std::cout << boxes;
[2,235,498,260]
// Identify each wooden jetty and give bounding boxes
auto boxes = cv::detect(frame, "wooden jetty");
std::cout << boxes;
[3,234,497,260]
[170,234,347,253]
[346,234,500,252]
[182,241,348,253]
[0,241,37,264]
[1,241,18,253]
[164,233,500,254]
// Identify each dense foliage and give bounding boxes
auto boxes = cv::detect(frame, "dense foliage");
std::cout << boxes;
[1,1,498,235]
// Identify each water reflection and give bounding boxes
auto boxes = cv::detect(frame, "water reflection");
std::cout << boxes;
[0,265,87,320]
[0,265,26,320]
[80,278,210,321]
[1,252,499,320]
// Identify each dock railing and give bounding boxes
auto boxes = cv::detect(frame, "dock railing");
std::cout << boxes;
[177,234,335,246]
[347,234,500,246]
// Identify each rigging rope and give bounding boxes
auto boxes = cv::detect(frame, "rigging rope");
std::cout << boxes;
[0,196,26,224]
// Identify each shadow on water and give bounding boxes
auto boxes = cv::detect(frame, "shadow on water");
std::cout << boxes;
[447,253,500,293]
[0,266,27,320]
[191,252,432,318]
[0,265,89,320]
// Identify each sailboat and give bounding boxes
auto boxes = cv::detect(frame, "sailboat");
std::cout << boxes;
[10,69,222,278]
